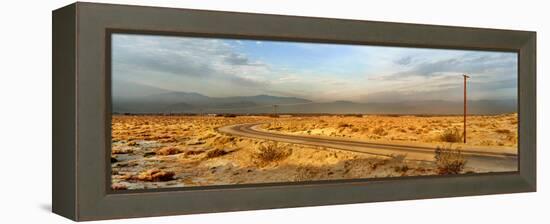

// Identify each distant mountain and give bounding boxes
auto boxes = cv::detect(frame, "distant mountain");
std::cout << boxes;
[112,80,171,100]
[270,99,516,115]
[113,91,516,115]
[164,102,196,112]
[113,91,313,114]
[214,101,258,108]
[221,94,311,105]
[142,92,211,104]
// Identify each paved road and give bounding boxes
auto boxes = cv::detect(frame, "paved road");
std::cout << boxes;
[217,122,518,172]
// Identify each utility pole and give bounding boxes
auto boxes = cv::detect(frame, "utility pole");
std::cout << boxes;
[463,74,470,143]
[272,104,279,115]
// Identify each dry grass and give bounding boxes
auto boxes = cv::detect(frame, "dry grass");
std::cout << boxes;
[434,145,467,175]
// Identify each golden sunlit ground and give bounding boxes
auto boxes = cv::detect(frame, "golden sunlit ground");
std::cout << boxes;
[110,113,517,190]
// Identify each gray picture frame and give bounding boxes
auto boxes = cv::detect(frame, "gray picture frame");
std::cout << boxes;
[52,2,536,221]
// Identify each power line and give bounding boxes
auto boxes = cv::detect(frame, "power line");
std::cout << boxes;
[463,74,470,144]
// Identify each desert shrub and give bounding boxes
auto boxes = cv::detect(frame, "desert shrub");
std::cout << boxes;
[394,165,410,173]
[183,147,207,156]
[112,148,134,154]
[158,138,177,143]
[136,169,175,182]
[338,122,352,128]
[111,183,127,190]
[480,140,494,146]
[389,154,407,163]
[505,132,517,144]
[143,151,156,157]
[187,139,205,145]
[439,128,463,143]
[155,147,181,155]
[253,141,292,166]
[495,129,511,134]
[372,127,387,136]
[293,166,320,181]
[205,147,234,158]
[198,132,216,140]
[369,159,388,170]
[207,135,236,148]
[434,145,467,175]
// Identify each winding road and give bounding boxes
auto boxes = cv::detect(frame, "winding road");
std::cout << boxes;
[218,122,518,172]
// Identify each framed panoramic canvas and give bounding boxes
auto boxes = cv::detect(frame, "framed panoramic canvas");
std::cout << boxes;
[52,2,536,221]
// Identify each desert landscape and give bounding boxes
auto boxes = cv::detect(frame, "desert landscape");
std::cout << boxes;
[110,113,517,190]
[110,33,519,190]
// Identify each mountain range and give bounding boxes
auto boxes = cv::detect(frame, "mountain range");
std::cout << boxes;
[113,90,516,115]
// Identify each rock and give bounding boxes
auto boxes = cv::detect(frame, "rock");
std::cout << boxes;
[112,148,134,154]
[111,183,128,190]
[155,147,181,156]
[184,147,207,156]
[136,169,175,182]
[111,156,118,163]
[187,140,205,145]
[143,151,156,157]
[205,148,237,158]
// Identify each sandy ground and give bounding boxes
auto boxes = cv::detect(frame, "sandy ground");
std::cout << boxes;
[111,114,517,190]
[261,114,518,147]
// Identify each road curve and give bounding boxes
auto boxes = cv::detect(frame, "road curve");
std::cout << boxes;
[217,122,518,172]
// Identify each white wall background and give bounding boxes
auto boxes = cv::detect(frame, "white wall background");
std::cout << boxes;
[0,0,546,223]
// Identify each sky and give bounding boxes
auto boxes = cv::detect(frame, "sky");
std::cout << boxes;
[112,33,517,103]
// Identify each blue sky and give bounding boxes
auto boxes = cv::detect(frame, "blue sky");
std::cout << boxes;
[112,34,517,103]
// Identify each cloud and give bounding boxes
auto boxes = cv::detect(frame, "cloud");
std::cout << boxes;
[114,51,216,78]
[224,53,251,65]
[223,52,265,66]
[112,34,517,104]
[378,52,516,81]
[394,56,413,65]
[112,34,271,95]
[277,75,301,82]
[363,51,517,102]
